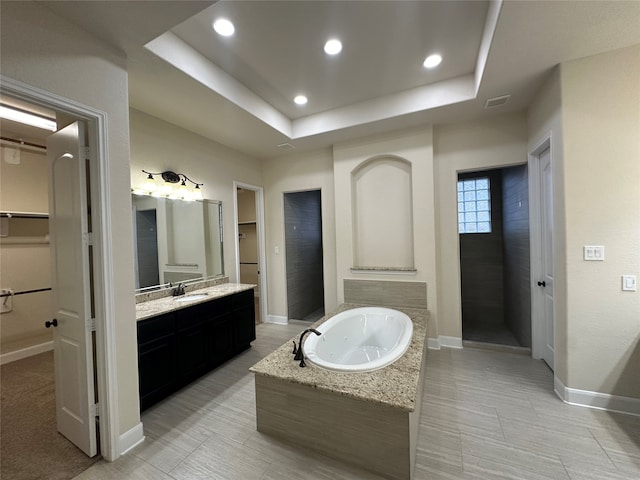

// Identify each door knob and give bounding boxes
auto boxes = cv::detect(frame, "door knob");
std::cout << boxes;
[537,281,546,287]
[45,318,58,328]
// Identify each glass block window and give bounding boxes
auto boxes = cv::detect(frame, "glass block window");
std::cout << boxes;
[457,178,491,233]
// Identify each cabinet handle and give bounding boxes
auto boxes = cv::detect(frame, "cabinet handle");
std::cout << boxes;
[45,318,58,328]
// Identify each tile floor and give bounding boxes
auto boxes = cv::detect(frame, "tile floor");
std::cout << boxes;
[74,323,640,480]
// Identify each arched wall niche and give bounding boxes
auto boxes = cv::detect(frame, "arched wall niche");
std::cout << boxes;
[351,155,414,269]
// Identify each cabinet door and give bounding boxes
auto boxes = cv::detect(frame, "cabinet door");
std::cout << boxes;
[138,335,176,411]
[176,320,209,387]
[232,290,256,350]
[233,306,256,349]
[137,313,176,411]
[209,313,234,366]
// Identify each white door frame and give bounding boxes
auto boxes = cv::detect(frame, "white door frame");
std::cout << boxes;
[1,76,118,460]
[528,134,553,363]
[233,181,268,325]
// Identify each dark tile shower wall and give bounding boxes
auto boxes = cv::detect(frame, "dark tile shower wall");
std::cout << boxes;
[284,190,324,321]
[459,170,505,335]
[502,165,531,347]
[136,209,160,288]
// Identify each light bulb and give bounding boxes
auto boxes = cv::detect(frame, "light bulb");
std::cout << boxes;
[145,173,157,192]
[161,183,173,196]
[213,18,235,37]
[423,54,442,69]
[324,39,342,55]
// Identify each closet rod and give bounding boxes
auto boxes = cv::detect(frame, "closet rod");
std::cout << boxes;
[0,212,49,219]
[0,287,51,298]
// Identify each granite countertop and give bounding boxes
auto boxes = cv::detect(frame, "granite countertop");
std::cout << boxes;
[250,303,429,412]
[135,283,255,321]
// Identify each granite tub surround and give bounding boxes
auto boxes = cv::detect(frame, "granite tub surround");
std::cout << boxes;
[250,303,428,411]
[135,282,256,321]
[251,303,429,480]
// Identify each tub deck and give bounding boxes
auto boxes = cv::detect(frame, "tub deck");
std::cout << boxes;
[250,303,429,480]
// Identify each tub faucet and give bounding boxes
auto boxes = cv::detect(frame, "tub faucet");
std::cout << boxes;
[172,283,185,296]
[294,328,321,367]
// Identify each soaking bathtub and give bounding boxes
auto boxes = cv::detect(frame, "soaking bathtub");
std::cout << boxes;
[250,303,429,480]
[304,307,413,372]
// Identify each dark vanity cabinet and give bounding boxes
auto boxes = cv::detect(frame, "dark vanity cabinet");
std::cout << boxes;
[137,312,177,411]
[137,290,256,411]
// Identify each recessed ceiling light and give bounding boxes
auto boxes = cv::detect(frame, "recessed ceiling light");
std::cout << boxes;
[213,18,235,37]
[324,39,342,55]
[423,54,442,69]
[294,95,308,105]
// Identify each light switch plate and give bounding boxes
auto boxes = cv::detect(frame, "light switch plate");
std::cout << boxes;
[583,245,605,261]
[622,275,637,292]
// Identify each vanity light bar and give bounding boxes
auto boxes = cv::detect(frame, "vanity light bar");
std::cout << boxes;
[134,170,203,201]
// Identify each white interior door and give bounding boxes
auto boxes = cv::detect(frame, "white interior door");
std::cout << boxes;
[47,121,98,457]
[538,147,555,369]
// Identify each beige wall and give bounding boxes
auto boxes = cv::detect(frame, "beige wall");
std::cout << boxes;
[334,128,439,337]
[434,113,528,338]
[129,109,263,283]
[263,148,337,319]
[1,0,139,443]
[560,45,640,398]
[0,148,52,352]
[0,147,49,212]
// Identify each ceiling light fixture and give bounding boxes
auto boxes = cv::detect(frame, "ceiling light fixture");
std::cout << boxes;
[0,104,56,131]
[294,95,308,105]
[423,54,442,69]
[324,39,342,55]
[213,18,235,36]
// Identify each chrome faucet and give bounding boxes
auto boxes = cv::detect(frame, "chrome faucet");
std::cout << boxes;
[293,328,321,367]
[172,283,186,296]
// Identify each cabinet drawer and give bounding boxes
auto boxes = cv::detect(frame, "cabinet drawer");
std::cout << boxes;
[232,289,254,310]
[182,296,231,324]
[137,312,174,344]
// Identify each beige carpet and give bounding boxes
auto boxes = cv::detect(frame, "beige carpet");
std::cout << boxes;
[1,351,100,480]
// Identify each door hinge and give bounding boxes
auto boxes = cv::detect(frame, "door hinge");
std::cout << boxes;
[83,146,91,161]
[83,232,93,245]
[87,318,96,332]
[91,402,100,418]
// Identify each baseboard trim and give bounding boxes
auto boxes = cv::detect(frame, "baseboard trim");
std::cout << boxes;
[0,341,53,365]
[554,377,640,417]
[427,336,463,350]
[119,422,145,456]
[427,338,441,350]
[265,315,288,325]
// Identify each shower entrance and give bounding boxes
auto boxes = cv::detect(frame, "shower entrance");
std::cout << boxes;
[284,190,324,322]
[458,166,532,350]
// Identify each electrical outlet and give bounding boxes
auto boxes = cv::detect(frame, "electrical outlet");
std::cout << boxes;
[583,245,605,261]
[622,275,637,292]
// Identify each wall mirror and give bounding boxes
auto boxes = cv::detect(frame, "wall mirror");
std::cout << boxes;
[132,195,224,292]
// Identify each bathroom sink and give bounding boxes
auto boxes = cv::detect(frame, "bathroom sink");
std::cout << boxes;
[174,293,209,302]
